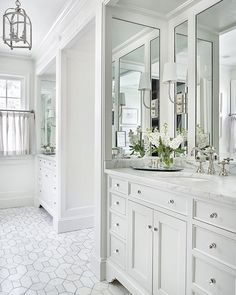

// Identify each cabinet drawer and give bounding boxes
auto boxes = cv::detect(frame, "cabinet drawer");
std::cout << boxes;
[110,213,126,240]
[110,177,128,195]
[193,258,236,295]
[110,194,126,215]
[194,201,236,233]
[130,183,187,215]
[194,226,236,269]
[110,235,126,269]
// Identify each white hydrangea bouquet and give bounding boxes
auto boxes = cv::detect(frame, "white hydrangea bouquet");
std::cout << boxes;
[129,126,146,158]
[146,123,185,168]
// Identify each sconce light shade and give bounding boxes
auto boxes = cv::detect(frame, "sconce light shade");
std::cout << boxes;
[162,62,178,83]
[139,72,151,91]
[119,93,126,106]
[48,109,55,119]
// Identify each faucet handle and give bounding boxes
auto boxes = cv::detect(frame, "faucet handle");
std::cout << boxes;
[224,158,234,164]
[219,159,229,176]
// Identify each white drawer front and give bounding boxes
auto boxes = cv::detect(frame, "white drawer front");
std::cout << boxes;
[110,213,126,240]
[110,194,126,215]
[194,226,236,269]
[193,258,236,295]
[110,177,128,195]
[194,201,236,233]
[110,235,126,269]
[130,183,187,215]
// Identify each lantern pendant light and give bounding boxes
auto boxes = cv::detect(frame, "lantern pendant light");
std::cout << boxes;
[3,0,32,50]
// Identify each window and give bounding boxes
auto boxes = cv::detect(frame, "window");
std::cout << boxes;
[0,76,25,110]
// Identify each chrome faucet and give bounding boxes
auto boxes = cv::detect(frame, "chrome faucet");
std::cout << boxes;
[218,158,234,176]
[204,147,217,175]
[191,147,206,174]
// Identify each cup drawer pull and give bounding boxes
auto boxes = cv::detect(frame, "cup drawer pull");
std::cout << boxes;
[210,212,218,219]
[137,190,142,194]
[168,199,175,204]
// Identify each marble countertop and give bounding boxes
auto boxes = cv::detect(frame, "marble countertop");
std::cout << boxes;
[105,167,236,206]
[37,153,56,160]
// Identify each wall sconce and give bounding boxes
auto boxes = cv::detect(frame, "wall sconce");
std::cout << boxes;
[119,92,126,118]
[162,62,178,104]
[138,72,152,109]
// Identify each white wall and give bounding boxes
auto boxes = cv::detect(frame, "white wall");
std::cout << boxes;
[58,23,95,232]
[0,55,35,209]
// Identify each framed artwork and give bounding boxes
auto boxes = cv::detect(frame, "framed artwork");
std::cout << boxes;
[121,108,138,125]
[116,131,126,147]
[121,126,136,145]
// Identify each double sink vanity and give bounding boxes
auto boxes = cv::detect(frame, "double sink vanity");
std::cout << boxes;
[105,165,236,295]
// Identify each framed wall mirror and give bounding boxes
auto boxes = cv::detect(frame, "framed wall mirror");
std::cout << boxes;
[196,0,236,159]
[112,18,160,157]
[174,21,188,149]
[39,60,56,154]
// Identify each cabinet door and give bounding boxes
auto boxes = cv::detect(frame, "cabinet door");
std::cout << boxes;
[153,211,186,295]
[127,201,153,293]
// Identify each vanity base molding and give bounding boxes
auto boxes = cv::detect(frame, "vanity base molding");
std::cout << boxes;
[106,259,150,295]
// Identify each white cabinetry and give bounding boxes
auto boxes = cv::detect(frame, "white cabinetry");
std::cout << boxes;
[153,211,186,295]
[128,202,153,292]
[37,155,57,217]
[127,201,186,295]
[106,175,187,295]
[106,171,236,295]
[192,200,236,295]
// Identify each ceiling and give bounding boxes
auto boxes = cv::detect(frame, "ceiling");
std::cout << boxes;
[116,0,200,16]
[197,0,236,34]
[220,29,236,67]
[0,0,72,57]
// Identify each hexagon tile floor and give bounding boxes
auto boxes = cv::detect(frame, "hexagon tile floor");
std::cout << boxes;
[0,207,131,295]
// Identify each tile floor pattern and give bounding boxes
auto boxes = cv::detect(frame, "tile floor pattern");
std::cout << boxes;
[0,207,131,295]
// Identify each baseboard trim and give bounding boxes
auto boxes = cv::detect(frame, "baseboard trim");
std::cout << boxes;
[0,192,34,209]
[57,214,94,233]
[90,254,107,281]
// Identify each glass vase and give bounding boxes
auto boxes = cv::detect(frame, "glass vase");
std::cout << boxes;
[160,151,174,169]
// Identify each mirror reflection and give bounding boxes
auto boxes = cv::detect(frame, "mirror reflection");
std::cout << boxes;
[41,80,56,153]
[196,0,236,159]
[112,18,160,157]
[175,21,188,148]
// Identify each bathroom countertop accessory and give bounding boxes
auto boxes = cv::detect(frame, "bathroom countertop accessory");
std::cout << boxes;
[131,166,183,172]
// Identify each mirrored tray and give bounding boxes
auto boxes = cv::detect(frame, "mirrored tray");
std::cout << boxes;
[131,166,183,172]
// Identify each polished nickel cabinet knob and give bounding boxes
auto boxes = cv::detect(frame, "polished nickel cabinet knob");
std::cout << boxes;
[210,212,218,219]
[209,278,216,285]
[115,223,119,227]
[115,183,120,188]
[209,243,217,249]
[153,227,158,232]
[115,201,120,205]
[148,225,152,229]
[115,249,119,253]
[168,199,174,204]
[137,190,142,194]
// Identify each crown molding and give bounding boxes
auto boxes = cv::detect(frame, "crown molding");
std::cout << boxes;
[167,0,199,18]
[113,3,166,20]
